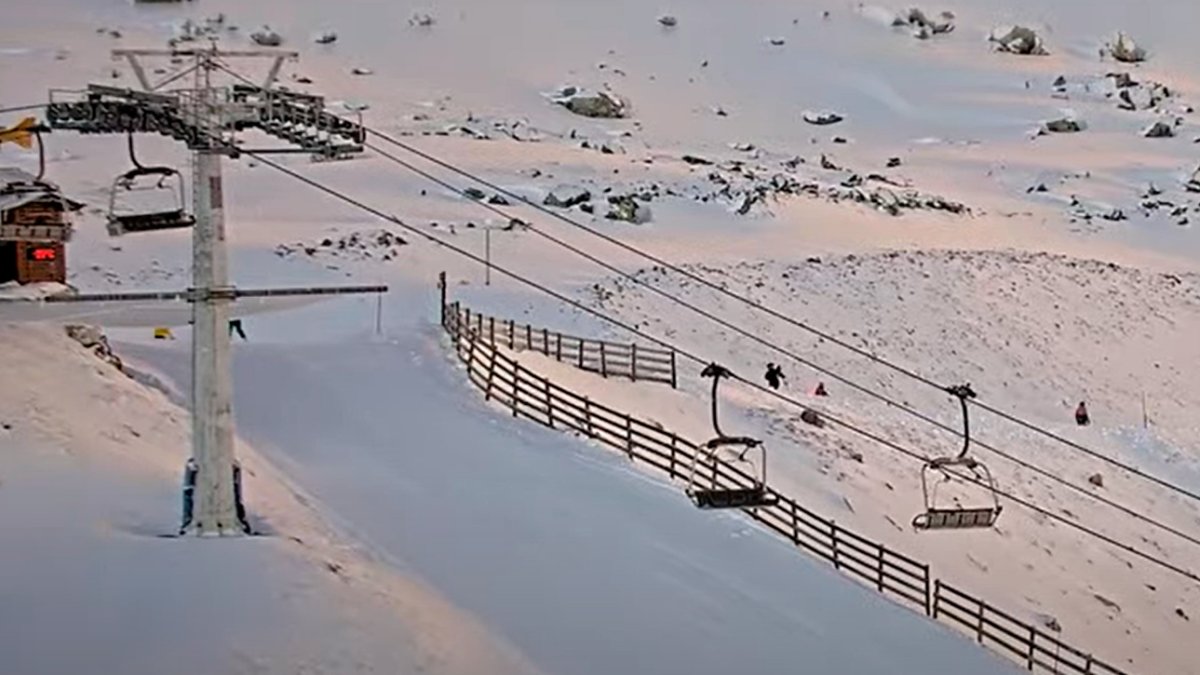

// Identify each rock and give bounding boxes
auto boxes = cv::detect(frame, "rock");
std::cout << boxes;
[1053,75,1067,88]
[1178,607,1191,621]
[351,67,374,76]
[1108,32,1147,63]
[314,30,337,44]
[803,110,844,126]
[1143,120,1175,138]
[410,12,435,27]
[463,187,487,200]
[487,194,510,205]
[65,324,105,349]
[1033,613,1063,633]
[682,154,713,166]
[1093,593,1122,613]
[1044,117,1086,133]
[800,409,825,427]
[1107,72,1136,89]
[543,185,592,208]
[250,26,283,46]
[1187,168,1200,193]
[658,15,678,28]
[767,37,786,46]
[1088,473,1104,488]
[886,157,902,168]
[295,76,314,84]
[605,195,652,224]
[559,91,627,119]
[897,8,955,38]
[990,25,1048,55]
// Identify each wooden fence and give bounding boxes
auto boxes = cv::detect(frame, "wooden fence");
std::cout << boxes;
[442,300,677,388]
[442,304,1128,675]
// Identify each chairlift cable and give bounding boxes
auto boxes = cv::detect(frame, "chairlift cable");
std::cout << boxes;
[354,137,1200,552]
[234,145,1200,585]
[359,125,1200,507]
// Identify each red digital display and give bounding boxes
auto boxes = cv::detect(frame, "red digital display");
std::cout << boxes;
[30,247,57,261]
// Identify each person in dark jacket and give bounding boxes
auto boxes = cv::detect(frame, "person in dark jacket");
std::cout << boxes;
[764,363,785,390]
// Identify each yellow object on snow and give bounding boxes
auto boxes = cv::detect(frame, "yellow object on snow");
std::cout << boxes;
[153,327,174,340]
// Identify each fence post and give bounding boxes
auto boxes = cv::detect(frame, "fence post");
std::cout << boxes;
[669,350,677,389]
[543,328,550,355]
[508,320,514,349]
[556,333,562,361]
[976,600,985,644]
[877,546,886,593]
[484,348,496,401]
[438,271,446,326]
[791,500,799,544]
[511,362,521,418]
[923,565,932,617]
[526,324,532,349]
[489,316,495,344]
[625,415,634,459]
[476,312,483,337]
[600,342,608,378]
[1026,627,1036,670]
[830,519,840,570]
[578,341,585,369]
[630,343,638,382]
[932,579,941,619]
[544,377,554,428]
[669,434,677,478]
[584,397,594,437]
[464,307,471,333]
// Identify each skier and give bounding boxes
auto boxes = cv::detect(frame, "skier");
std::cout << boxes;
[228,318,247,340]
[764,363,785,390]
[1075,401,1090,426]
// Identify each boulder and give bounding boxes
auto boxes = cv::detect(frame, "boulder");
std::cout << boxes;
[658,15,678,28]
[803,110,845,126]
[1108,32,1147,63]
[410,12,435,27]
[351,66,374,76]
[250,26,283,46]
[559,91,627,119]
[1044,117,1085,133]
[1088,473,1104,488]
[799,409,825,427]
[605,194,652,224]
[897,8,955,38]
[462,187,487,200]
[1185,167,1200,193]
[314,30,337,44]
[1143,120,1175,138]
[543,185,591,208]
[990,25,1048,55]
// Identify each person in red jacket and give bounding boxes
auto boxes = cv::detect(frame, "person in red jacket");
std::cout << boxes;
[1075,401,1090,426]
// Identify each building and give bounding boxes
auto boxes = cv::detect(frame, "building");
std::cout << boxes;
[0,167,82,285]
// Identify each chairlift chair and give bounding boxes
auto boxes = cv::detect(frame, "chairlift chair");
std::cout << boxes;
[911,384,1003,531]
[686,363,779,510]
[106,134,195,237]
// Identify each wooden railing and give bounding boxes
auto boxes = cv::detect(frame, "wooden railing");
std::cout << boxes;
[441,300,1128,675]
[442,300,677,388]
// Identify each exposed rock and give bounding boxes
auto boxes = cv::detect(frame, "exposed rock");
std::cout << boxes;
[314,30,337,44]
[558,90,628,119]
[1107,72,1136,89]
[543,185,592,208]
[803,110,845,126]
[682,154,713,166]
[1093,593,1122,613]
[895,8,955,39]
[276,229,408,262]
[65,325,123,372]
[1143,120,1175,138]
[410,12,435,27]
[487,194,510,205]
[1052,75,1067,88]
[820,154,842,171]
[658,15,678,28]
[249,26,283,46]
[887,157,902,168]
[350,66,374,76]
[990,25,1048,55]
[605,194,652,224]
[767,37,786,46]
[800,409,825,427]
[462,187,487,200]
[1107,32,1147,63]
[1178,607,1191,621]
[1044,117,1086,133]
[1088,473,1104,488]
[1033,613,1063,633]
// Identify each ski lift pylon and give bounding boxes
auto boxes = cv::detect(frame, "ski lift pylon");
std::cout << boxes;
[106,133,195,236]
[687,363,778,510]
[912,383,1003,531]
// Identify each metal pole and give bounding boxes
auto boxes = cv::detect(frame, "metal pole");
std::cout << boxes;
[485,227,491,286]
[186,50,241,536]
[375,293,383,335]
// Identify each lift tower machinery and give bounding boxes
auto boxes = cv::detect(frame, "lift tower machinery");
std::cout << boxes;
[43,44,379,536]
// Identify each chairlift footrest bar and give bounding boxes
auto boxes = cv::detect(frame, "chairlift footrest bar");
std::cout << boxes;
[690,488,779,510]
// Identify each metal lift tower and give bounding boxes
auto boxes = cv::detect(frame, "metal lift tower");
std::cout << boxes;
[43,44,378,536]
